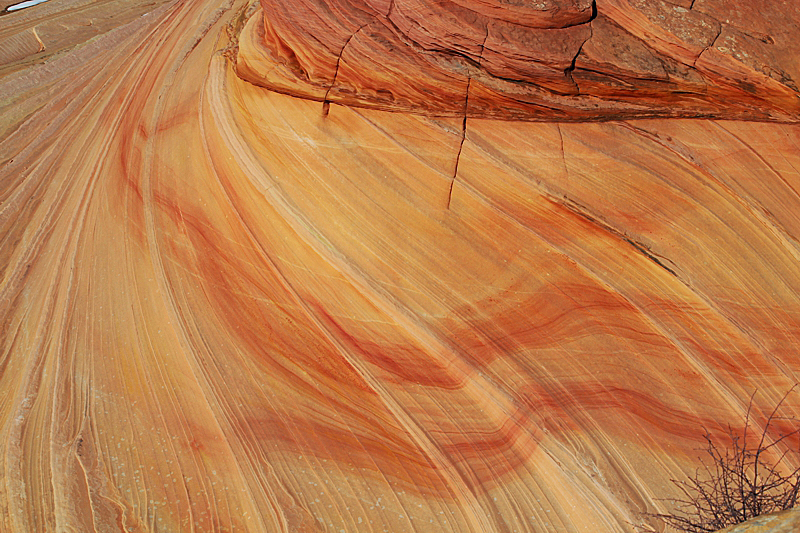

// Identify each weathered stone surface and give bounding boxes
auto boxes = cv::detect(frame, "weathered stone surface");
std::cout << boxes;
[0,0,175,76]
[716,508,800,533]
[1,0,800,532]
[238,0,800,121]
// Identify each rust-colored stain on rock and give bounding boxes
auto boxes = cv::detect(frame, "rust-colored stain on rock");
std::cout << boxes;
[1,0,800,532]
[239,0,800,121]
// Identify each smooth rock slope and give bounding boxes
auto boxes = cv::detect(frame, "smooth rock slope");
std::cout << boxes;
[1,0,799,532]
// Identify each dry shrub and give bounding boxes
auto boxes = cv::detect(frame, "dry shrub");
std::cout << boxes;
[643,387,800,532]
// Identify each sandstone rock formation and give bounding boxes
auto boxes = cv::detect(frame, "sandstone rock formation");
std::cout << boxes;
[716,508,800,533]
[237,0,800,121]
[1,0,800,532]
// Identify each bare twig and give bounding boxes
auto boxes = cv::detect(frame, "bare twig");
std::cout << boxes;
[641,387,800,533]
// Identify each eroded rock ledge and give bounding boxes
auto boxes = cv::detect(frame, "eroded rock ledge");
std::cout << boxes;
[236,0,800,121]
[717,508,800,533]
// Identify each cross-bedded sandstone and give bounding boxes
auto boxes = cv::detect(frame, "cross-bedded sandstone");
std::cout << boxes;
[237,0,800,121]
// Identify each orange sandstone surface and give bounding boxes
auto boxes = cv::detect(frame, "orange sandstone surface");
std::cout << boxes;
[1,0,800,532]
[239,0,800,120]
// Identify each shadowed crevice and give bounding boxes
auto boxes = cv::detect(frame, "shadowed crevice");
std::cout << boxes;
[447,28,488,210]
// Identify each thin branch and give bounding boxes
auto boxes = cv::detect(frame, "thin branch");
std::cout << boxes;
[643,386,800,533]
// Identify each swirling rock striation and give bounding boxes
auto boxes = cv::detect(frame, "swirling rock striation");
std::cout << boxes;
[1,0,800,532]
[237,0,800,121]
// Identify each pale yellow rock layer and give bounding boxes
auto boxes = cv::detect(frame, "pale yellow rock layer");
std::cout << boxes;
[1,0,800,532]
[716,508,800,533]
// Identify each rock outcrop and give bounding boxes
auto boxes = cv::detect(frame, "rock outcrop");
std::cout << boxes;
[1,0,799,532]
[237,0,800,121]
[716,508,800,533]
